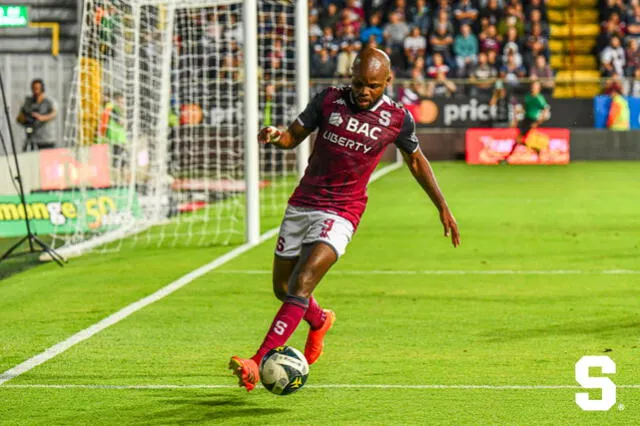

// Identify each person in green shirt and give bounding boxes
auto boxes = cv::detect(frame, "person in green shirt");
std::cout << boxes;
[503,80,550,162]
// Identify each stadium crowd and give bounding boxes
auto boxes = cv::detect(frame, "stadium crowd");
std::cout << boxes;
[308,0,555,97]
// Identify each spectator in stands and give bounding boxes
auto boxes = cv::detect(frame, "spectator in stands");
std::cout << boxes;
[360,13,384,44]
[525,9,549,37]
[336,30,361,76]
[525,0,548,21]
[312,48,338,77]
[404,26,427,68]
[601,36,626,76]
[345,0,366,22]
[363,0,391,22]
[430,23,455,65]
[505,0,525,22]
[17,79,57,151]
[525,23,549,68]
[487,48,501,69]
[319,3,340,30]
[316,27,340,58]
[529,55,555,94]
[479,0,503,27]
[454,23,479,76]
[309,10,324,38]
[500,50,526,89]
[503,27,524,67]
[392,0,408,20]
[408,0,430,34]
[480,24,501,54]
[427,52,451,77]
[454,0,479,28]
[336,9,361,37]
[499,14,524,38]
[606,12,626,36]
[624,67,640,96]
[426,59,457,98]
[600,0,624,23]
[403,66,429,102]
[433,9,455,35]
[435,0,452,15]
[469,51,498,97]
[383,11,411,51]
[626,5,640,41]
[596,19,624,54]
[626,38,640,76]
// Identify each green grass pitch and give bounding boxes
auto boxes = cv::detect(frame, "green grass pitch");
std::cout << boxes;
[0,162,639,425]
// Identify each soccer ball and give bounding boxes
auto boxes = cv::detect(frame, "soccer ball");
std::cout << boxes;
[259,346,309,395]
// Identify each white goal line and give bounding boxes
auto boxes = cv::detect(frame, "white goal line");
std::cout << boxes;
[213,269,640,276]
[2,384,640,390]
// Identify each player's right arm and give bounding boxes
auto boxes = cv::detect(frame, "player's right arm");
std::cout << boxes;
[258,88,327,149]
[258,122,314,150]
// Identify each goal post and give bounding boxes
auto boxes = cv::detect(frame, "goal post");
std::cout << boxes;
[49,0,308,257]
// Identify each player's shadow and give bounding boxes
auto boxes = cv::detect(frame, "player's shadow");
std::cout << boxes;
[147,391,290,423]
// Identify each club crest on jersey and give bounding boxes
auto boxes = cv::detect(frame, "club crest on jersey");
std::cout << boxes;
[345,117,382,140]
[328,112,344,127]
[333,98,346,105]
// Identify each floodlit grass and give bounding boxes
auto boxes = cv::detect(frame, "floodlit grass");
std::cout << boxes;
[1,162,639,424]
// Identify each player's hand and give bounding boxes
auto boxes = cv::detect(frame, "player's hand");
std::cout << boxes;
[258,126,282,145]
[440,208,460,248]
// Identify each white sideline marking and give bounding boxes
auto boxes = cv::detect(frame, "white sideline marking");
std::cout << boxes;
[214,269,640,276]
[0,162,401,386]
[0,229,279,386]
[2,384,640,390]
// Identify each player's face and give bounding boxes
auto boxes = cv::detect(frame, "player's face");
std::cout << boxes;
[350,68,389,110]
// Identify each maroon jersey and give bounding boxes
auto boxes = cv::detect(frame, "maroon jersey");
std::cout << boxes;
[288,86,419,229]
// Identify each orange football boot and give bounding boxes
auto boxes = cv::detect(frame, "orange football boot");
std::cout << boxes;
[229,356,260,391]
[304,309,336,365]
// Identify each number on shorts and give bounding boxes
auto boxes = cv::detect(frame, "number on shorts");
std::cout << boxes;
[276,236,285,252]
[319,219,335,238]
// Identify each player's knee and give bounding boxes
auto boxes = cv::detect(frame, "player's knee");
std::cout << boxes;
[291,270,316,298]
[272,283,287,301]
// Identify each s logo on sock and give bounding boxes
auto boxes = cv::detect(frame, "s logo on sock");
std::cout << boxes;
[273,320,288,336]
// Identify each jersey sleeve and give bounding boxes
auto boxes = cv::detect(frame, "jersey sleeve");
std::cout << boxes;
[394,110,420,154]
[295,88,328,131]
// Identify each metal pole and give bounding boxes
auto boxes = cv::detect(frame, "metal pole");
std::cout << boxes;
[243,0,259,244]
[0,72,34,251]
[295,0,310,178]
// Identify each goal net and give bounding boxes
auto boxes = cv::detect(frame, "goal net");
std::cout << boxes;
[50,0,307,256]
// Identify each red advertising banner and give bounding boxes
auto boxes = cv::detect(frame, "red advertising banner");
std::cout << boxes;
[465,128,570,165]
[39,144,111,190]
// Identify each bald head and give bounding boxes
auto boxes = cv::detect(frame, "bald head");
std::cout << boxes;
[350,48,392,109]
[351,48,391,80]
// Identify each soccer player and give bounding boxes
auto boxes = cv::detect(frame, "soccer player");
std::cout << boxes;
[229,48,460,391]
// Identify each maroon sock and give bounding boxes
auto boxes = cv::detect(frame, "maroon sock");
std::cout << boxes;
[251,295,308,365]
[304,295,326,330]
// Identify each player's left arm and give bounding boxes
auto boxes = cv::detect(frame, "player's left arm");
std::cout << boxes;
[396,111,460,247]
